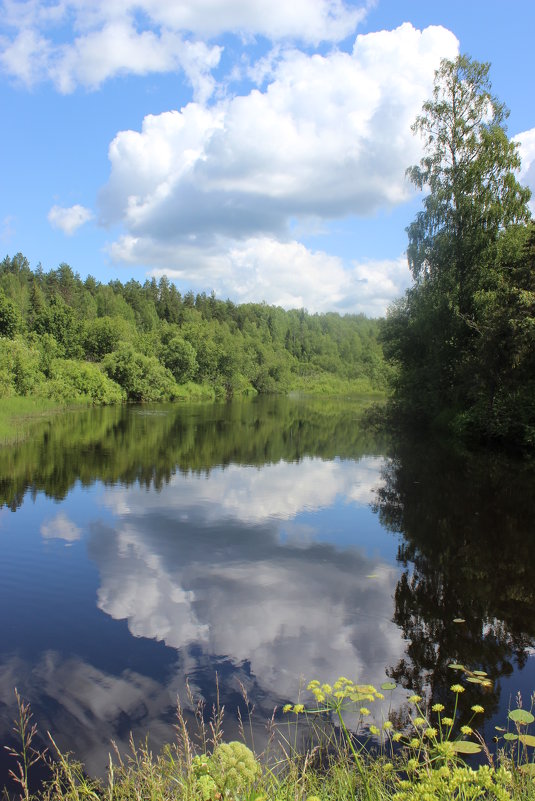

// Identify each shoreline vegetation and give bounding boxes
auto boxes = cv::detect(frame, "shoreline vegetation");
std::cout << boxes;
[5,672,535,801]
[0,253,390,446]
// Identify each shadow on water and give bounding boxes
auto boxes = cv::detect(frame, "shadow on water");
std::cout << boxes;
[375,432,535,724]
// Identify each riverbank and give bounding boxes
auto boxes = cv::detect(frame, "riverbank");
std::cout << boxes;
[5,678,535,801]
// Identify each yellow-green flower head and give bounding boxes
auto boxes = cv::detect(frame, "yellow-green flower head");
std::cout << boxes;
[409,694,422,704]
[334,690,345,699]
[460,725,473,735]
[312,690,325,703]
[450,684,465,694]
[369,725,380,735]
[321,684,332,694]
[360,707,371,716]
[282,704,292,713]
[392,732,403,742]
[409,738,420,748]
[471,704,484,714]
[407,758,419,772]
[384,763,394,772]
[424,727,437,739]
[376,692,385,700]
[413,717,426,727]
[307,680,320,690]
[442,717,454,726]
[432,703,445,712]
[293,704,305,714]
[383,720,393,730]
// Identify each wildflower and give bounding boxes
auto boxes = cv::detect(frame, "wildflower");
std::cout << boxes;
[293,704,305,713]
[407,758,419,772]
[409,738,420,748]
[460,725,473,735]
[392,732,403,742]
[383,721,393,730]
[424,727,438,738]
[442,717,454,726]
[413,717,426,727]
[321,684,332,694]
[369,725,380,735]
[471,705,484,714]
[432,703,445,712]
[360,708,371,716]
[409,694,422,704]
[334,691,345,699]
[307,680,320,690]
[376,693,385,700]
[384,763,394,772]
[450,684,465,694]
[282,704,292,713]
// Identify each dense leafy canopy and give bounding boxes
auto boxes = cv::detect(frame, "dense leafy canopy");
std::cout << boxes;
[382,55,534,448]
[0,254,389,405]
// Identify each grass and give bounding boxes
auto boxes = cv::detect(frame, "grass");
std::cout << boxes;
[0,396,72,445]
[4,671,535,801]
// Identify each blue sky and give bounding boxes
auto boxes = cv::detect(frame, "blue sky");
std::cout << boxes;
[1,0,534,316]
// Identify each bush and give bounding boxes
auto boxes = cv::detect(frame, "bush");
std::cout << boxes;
[102,345,180,401]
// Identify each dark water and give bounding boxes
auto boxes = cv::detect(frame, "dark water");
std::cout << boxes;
[0,397,534,783]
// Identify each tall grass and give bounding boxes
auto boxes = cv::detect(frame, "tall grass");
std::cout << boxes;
[0,397,68,445]
[4,670,535,801]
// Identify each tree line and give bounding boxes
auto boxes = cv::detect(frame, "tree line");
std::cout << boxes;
[380,55,534,450]
[0,256,389,405]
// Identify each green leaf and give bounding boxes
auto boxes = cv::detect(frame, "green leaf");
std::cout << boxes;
[504,733,519,741]
[519,735,535,747]
[509,709,535,725]
[472,670,487,677]
[467,677,485,684]
[452,741,482,754]
[381,682,396,691]
[448,664,464,670]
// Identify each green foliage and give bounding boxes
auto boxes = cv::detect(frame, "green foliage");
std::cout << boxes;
[0,288,21,337]
[382,55,534,448]
[161,335,198,382]
[102,345,180,401]
[45,359,126,404]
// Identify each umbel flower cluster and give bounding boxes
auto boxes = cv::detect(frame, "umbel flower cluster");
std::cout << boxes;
[192,741,260,800]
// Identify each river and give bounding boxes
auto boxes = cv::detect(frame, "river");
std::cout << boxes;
[0,396,534,784]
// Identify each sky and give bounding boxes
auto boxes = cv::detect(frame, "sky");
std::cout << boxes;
[1,0,534,317]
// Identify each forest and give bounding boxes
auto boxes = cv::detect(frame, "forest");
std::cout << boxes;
[0,254,388,406]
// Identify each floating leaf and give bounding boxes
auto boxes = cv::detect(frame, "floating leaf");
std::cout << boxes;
[453,618,465,624]
[472,670,488,677]
[509,709,535,725]
[452,741,482,754]
[520,764,535,775]
[495,726,506,732]
[448,664,465,670]
[381,682,396,691]
[467,677,486,684]
[504,733,519,741]
[520,735,535,747]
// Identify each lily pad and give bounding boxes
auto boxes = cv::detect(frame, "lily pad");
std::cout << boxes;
[380,682,396,691]
[448,664,465,670]
[504,733,519,741]
[452,741,482,754]
[509,709,535,725]
[472,670,488,677]
[520,734,535,747]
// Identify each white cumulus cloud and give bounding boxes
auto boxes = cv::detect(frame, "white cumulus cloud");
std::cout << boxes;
[0,0,368,93]
[41,512,82,542]
[48,204,94,235]
[101,23,456,313]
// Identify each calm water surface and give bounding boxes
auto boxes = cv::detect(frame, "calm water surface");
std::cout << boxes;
[0,397,534,782]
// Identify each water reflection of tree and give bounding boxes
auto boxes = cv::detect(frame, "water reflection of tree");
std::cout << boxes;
[374,437,535,719]
[0,396,386,509]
